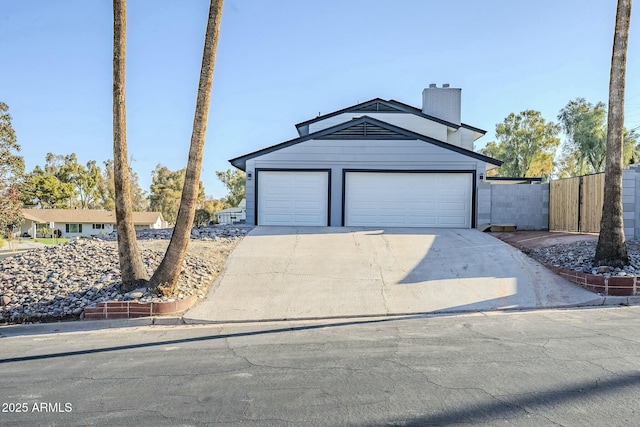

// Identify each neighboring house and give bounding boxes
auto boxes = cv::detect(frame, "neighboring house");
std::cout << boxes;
[214,199,246,225]
[20,209,167,239]
[229,84,502,228]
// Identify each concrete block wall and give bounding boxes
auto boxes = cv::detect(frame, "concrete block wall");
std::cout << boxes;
[623,168,637,239]
[488,183,549,230]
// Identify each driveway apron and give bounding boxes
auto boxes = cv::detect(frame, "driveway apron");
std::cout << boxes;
[184,227,601,323]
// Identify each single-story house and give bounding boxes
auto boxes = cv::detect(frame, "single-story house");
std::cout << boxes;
[214,199,246,225]
[19,209,166,238]
[229,84,502,228]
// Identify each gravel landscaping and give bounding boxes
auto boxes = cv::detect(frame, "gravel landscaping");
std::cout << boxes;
[4,225,639,325]
[0,225,252,324]
[526,240,640,277]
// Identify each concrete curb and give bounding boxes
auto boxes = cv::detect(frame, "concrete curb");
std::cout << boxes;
[0,316,184,337]
[182,297,640,325]
[3,297,640,338]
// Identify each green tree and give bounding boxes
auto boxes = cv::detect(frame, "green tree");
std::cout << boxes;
[0,184,23,235]
[0,103,24,182]
[20,166,75,208]
[556,98,639,177]
[97,160,116,211]
[193,209,211,227]
[98,159,147,211]
[112,0,148,290]
[594,0,632,268]
[52,153,102,208]
[20,153,105,209]
[216,169,246,206]
[480,110,561,180]
[0,102,24,234]
[148,0,224,294]
[202,196,226,213]
[557,98,607,174]
[149,165,205,224]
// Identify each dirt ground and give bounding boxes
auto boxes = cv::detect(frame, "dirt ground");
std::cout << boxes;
[135,238,242,267]
[490,230,599,252]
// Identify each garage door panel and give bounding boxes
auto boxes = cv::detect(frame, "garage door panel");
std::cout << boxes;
[345,172,471,228]
[258,171,329,226]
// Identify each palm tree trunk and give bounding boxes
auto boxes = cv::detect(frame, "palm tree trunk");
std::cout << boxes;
[594,0,632,267]
[148,0,224,291]
[113,0,148,290]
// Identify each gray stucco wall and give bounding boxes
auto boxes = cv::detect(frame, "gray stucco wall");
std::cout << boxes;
[488,183,549,230]
[476,182,492,226]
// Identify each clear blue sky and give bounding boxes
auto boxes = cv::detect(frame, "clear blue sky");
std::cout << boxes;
[2,0,639,199]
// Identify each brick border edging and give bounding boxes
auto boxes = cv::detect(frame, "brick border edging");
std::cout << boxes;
[83,294,197,320]
[543,263,638,296]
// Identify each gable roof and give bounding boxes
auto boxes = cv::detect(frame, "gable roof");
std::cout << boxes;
[229,115,501,171]
[21,209,164,225]
[294,98,486,135]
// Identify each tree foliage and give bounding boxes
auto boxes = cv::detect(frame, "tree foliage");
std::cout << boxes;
[149,165,205,225]
[201,196,226,214]
[0,103,24,183]
[480,110,561,180]
[20,167,75,208]
[0,102,24,233]
[556,98,639,177]
[19,154,147,211]
[99,159,148,211]
[557,98,607,175]
[193,208,211,227]
[216,169,245,207]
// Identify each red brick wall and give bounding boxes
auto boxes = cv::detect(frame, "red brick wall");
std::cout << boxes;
[83,295,197,320]
[544,264,637,296]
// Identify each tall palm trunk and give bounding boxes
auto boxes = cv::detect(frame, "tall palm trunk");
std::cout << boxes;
[148,0,224,291]
[594,0,632,267]
[113,0,148,290]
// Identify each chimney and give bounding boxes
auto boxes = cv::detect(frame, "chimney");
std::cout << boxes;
[422,83,461,126]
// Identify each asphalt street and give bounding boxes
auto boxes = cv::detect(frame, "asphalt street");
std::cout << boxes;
[2,306,640,426]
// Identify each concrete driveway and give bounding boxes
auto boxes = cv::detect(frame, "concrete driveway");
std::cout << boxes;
[184,227,602,323]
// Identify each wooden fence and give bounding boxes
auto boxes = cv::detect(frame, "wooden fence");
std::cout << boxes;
[549,173,605,233]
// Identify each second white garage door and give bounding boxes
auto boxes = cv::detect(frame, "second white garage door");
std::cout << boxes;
[344,172,472,228]
[258,171,329,226]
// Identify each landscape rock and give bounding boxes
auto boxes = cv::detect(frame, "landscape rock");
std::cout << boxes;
[529,240,640,277]
[0,225,251,324]
[101,225,252,242]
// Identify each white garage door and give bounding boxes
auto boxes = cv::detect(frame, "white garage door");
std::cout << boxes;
[258,171,329,226]
[345,172,472,228]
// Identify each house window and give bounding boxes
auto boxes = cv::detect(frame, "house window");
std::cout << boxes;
[92,224,105,230]
[65,224,83,233]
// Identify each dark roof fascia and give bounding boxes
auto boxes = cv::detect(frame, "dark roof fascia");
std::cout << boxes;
[386,99,461,128]
[460,123,486,135]
[229,116,502,171]
[295,98,394,130]
[486,177,543,182]
[294,98,487,135]
[389,99,487,134]
[295,98,461,131]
